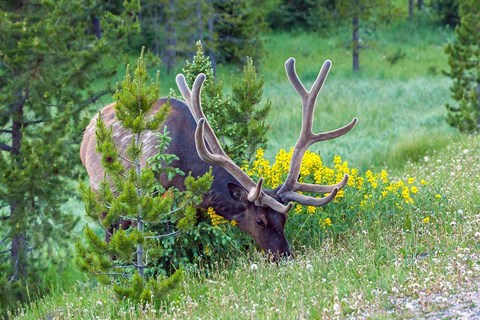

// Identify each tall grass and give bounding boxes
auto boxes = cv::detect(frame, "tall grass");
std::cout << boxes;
[16,135,480,319]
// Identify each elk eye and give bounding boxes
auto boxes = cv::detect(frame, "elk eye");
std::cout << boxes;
[256,218,266,228]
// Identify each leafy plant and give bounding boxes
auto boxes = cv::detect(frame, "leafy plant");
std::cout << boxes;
[244,148,445,246]
[181,41,271,163]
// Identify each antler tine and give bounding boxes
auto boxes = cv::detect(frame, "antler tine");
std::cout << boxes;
[175,74,192,106]
[294,174,349,193]
[282,187,339,207]
[195,119,293,214]
[175,73,206,123]
[176,73,224,155]
[276,58,357,207]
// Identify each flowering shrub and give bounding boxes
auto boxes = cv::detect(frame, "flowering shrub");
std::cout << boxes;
[240,148,445,246]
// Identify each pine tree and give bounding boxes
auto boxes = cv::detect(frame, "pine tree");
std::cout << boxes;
[444,0,479,133]
[76,48,213,302]
[181,42,270,163]
[267,0,335,31]
[229,58,271,162]
[0,0,139,313]
[212,0,266,64]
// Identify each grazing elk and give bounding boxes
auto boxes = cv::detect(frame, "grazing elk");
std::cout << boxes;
[80,58,357,259]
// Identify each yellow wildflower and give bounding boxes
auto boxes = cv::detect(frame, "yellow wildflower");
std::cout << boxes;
[295,204,303,214]
[420,179,427,186]
[435,194,442,199]
[333,155,342,166]
[207,207,228,226]
[422,216,430,223]
[356,177,364,189]
[231,220,237,227]
[336,189,345,199]
[255,148,264,159]
[411,186,418,194]
[407,177,416,184]
[348,168,358,187]
[314,169,323,184]
[307,206,316,214]
[380,170,389,183]
[402,187,414,204]
[324,217,332,227]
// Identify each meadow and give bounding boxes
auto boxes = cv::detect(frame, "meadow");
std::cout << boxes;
[11,20,480,319]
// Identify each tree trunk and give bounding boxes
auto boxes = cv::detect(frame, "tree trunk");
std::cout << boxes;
[92,16,102,39]
[352,14,359,73]
[197,0,204,43]
[136,219,144,277]
[417,0,423,11]
[10,91,27,282]
[476,82,480,128]
[207,13,217,76]
[408,0,414,20]
[164,0,177,75]
[152,4,161,55]
[135,132,145,278]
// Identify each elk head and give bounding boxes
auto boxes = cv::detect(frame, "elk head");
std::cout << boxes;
[175,58,357,259]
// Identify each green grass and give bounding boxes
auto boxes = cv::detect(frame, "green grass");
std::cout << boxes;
[13,19,480,319]
[15,136,480,319]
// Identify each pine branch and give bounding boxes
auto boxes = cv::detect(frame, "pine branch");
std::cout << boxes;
[91,271,130,278]
[119,155,134,164]
[0,143,12,152]
[145,230,181,239]
[73,89,112,114]
[0,235,9,245]
[21,119,44,127]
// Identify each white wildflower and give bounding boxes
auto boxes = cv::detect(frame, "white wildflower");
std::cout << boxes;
[250,263,258,271]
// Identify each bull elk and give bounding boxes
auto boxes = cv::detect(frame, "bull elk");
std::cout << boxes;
[80,58,357,259]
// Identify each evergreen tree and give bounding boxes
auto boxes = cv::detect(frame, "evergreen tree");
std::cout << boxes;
[136,0,215,73]
[76,49,213,302]
[267,0,336,31]
[212,0,266,64]
[229,58,271,162]
[444,0,479,133]
[431,0,459,26]
[181,42,270,163]
[0,0,139,313]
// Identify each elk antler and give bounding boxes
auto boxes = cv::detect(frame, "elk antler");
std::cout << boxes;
[275,58,358,206]
[176,74,293,214]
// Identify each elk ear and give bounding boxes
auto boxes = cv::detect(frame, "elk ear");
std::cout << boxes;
[227,183,248,202]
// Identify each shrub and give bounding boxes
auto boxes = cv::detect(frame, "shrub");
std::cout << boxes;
[244,148,446,247]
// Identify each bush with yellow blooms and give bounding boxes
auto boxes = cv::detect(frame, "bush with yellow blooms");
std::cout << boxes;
[239,148,444,246]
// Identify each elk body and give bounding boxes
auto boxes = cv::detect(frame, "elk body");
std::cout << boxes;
[80,58,357,258]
